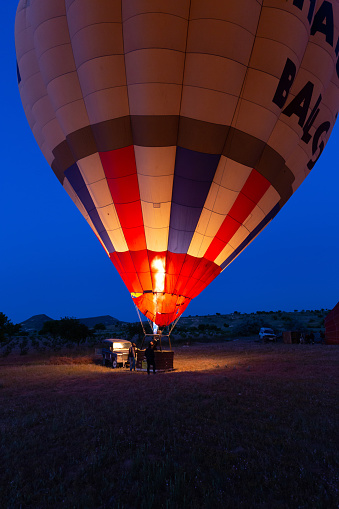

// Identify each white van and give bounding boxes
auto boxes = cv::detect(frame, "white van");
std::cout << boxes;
[101,339,132,368]
[259,328,277,342]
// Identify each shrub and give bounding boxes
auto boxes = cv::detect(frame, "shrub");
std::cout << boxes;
[40,317,92,347]
[93,323,106,331]
[19,338,29,355]
[234,319,261,337]
[1,345,12,357]
[0,312,22,343]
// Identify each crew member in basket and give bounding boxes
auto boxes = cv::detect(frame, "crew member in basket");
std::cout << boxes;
[145,341,156,375]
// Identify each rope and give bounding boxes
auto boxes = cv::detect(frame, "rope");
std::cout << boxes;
[169,313,182,335]
[134,293,182,338]
[133,301,146,336]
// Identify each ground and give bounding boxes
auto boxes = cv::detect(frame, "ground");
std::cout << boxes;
[0,339,338,508]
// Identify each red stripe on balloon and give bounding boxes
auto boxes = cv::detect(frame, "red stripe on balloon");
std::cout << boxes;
[100,146,147,251]
[164,251,185,293]
[204,169,270,262]
[188,264,221,299]
[109,253,133,293]
[130,250,152,291]
[241,169,271,203]
[99,147,136,178]
[113,251,143,293]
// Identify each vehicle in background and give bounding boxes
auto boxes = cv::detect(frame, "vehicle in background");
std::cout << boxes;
[101,339,132,368]
[259,328,277,342]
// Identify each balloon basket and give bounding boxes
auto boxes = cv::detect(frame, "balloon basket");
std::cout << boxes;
[136,349,174,372]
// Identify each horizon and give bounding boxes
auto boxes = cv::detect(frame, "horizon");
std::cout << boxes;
[16,306,332,326]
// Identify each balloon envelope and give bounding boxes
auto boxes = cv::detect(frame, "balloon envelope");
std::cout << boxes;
[15,0,339,325]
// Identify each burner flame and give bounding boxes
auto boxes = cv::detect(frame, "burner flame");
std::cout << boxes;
[151,256,166,293]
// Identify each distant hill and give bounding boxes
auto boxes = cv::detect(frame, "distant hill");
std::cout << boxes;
[19,310,328,336]
[78,315,121,328]
[20,314,122,331]
[171,309,328,339]
[20,314,54,331]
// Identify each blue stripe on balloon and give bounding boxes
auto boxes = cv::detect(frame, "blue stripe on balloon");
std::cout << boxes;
[168,147,221,253]
[16,61,21,84]
[64,164,114,253]
[220,203,280,270]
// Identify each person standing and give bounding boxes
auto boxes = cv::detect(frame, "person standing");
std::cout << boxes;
[145,341,156,375]
[128,342,137,371]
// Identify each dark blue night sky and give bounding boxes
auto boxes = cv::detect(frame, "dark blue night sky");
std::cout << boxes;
[1,4,338,325]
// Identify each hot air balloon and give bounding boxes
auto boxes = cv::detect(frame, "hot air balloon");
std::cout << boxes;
[15,0,339,329]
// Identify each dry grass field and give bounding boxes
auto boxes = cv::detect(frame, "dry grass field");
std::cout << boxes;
[0,339,338,508]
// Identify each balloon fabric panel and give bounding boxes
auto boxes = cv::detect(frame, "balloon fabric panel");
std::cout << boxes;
[15,0,339,326]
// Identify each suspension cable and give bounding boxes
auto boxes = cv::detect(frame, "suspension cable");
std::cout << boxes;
[169,313,182,335]
[134,294,183,339]
[133,301,146,336]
